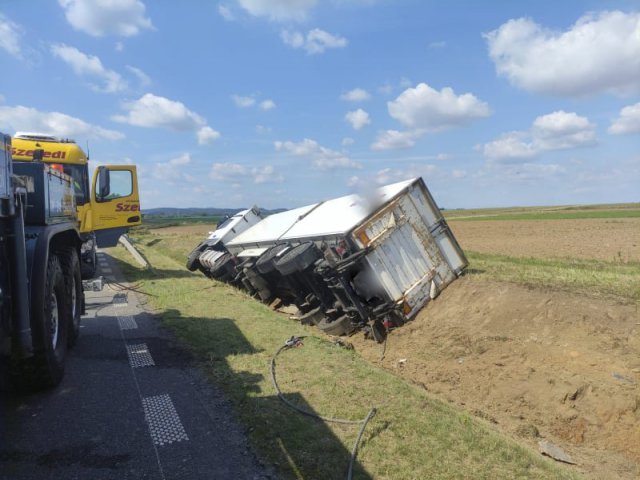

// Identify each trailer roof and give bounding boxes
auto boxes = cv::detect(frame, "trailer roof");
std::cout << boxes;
[227,178,416,247]
[280,178,415,240]
[227,203,319,246]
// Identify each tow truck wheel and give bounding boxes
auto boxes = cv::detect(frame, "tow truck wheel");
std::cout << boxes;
[13,253,70,391]
[59,247,83,348]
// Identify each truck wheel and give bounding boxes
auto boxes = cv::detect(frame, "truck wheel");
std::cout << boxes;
[59,247,83,348]
[255,244,290,275]
[275,242,320,276]
[13,254,70,391]
[81,241,97,279]
[186,243,205,271]
[317,314,354,336]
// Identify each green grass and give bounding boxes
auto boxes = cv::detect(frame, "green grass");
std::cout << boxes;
[107,233,580,480]
[443,203,640,221]
[465,251,640,303]
[136,214,223,230]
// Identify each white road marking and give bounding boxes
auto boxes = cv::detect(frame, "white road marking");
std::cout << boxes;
[126,343,155,368]
[118,315,138,330]
[142,394,189,446]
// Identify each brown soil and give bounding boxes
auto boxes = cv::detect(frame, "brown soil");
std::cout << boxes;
[350,277,640,479]
[449,218,640,262]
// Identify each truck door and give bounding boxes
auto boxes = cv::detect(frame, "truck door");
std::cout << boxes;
[90,165,141,247]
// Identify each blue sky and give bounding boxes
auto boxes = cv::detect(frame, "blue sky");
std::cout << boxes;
[0,0,638,210]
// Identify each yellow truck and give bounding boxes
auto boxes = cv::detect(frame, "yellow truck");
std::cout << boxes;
[11,133,141,278]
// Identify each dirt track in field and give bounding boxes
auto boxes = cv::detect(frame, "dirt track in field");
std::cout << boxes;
[350,277,640,479]
[448,218,640,262]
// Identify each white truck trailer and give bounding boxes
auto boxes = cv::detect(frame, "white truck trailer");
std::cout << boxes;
[190,178,467,340]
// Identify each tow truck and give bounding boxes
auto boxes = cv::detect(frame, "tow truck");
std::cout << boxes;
[11,133,141,278]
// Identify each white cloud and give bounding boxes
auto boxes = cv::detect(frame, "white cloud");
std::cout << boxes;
[342,137,354,146]
[252,165,284,184]
[197,126,221,145]
[51,44,127,93]
[370,129,423,151]
[281,28,347,54]
[349,165,438,189]
[218,5,235,21]
[210,162,283,183]
[532,111,596,150]
[485,11,640,96]
[340,88,370,102]
[388,83,491,131]
[238,0,317,22]
[345,109,370,130]
[377,83,393,95]
[153,153,193,181]
[274,138,361,170]
[210,162,247,180]
[429,40,446,49]
[58,0,153,37]
[0,13,22,58]
[609,103,640,135]
[256,124,272,134]
[113,93,206,130]
[115,41,124,52]
[126,65,151,87]
[259,99,276,111]
[0,104,124,140]
[232,94,256,108]
[483,111,596,162]
[232,95,275,111]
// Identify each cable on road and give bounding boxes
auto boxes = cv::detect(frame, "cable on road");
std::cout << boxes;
[270,336,377,480]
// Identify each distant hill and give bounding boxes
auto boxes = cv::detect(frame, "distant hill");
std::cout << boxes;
[142,207,287,217]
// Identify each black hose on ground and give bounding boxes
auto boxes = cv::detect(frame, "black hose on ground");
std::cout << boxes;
[270,336,377,479]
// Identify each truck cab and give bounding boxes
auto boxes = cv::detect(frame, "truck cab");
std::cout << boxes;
[11,133,141,277]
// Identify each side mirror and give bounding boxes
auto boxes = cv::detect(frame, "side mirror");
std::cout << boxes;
[97,166,110,200]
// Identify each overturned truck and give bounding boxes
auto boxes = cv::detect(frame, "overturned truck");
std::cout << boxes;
[187,178,467,340]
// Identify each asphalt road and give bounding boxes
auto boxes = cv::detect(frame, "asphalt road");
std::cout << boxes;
[0,251,274,480]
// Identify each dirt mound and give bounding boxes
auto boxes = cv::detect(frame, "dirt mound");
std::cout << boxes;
[351,277,640,479]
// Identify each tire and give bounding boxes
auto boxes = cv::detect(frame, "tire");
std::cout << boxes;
[255,244,290,275]
[186,244,204,271]
[317,314,354,336]
[13,253,70,391]
[275,242,320,276]
[80,240,97,279]
[59,247,83,348]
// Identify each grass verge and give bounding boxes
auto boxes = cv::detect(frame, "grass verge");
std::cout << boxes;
[465,251,640,303]
[107,236,580,480]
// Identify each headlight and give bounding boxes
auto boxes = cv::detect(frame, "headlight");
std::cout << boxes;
[81,238,95,254]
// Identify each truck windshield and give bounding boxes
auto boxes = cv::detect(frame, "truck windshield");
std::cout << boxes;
[62,164,89,205]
